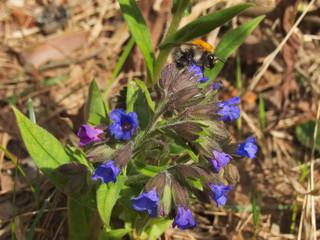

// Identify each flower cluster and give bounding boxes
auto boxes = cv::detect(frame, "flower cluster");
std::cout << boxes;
[71,62,258,231]
[77,109,138,184]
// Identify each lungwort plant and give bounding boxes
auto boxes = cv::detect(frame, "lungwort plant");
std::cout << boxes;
[14,1,262,239]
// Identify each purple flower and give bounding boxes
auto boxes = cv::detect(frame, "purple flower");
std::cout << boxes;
[77,125,104,146]
[216,96,241,123]
[188,62,209,83]
[236,137,258,159]
[209,183,234,207]
[208,150,232,173]
[210,80,223,90]
[109,109,138,140]
[91,161,120,184]
[172,206,197,230]
[130,189,159,217]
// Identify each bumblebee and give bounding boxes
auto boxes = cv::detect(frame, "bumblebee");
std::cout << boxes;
[172,39,223,70]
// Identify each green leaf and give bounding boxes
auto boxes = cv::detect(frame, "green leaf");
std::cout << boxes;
[160,3,254,47]
[64,140,93,168]
[169,142,185,154]
[203,15,265,85]
[99,228,131,240]
[119,0,155,86]
[186,148,198,162]
[14,107,96,208]
[135,79,155,113]
[188,178,203,190]
[96,176,126,226]
[145,218,173,240]
[126,81,139,113]
[160,129,198,162]
[85,79,109,125]
[296,121,320,152]
[134,160,169,177]
[68,197,95,240]
[134,90,150,131]
[13,107,71,190]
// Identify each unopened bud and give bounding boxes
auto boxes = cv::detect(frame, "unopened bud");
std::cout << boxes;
[169,122,202,141]
[172,178,189,210]
[57,162,91,195]
[225,164,240,185]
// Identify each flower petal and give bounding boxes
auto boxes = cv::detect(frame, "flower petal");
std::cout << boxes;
[172,206,197,230]
[131,189,159,217]
[109,109,126,122]
[209,183,233,207]
[92,161,120,184]
[77,125,103,146]
[236,137,258,159]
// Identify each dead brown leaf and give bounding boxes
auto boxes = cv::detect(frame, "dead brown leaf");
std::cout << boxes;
[288,176,320,196]
[17,31,88,67]
[242,91,258,104]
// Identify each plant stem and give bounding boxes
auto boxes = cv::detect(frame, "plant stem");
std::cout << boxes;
[153,0,189,84]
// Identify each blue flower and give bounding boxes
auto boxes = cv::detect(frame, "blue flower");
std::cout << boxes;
[77,125,104,146]
[216,96,241,123]
[210,80,223,90]
[172,206,197,230]
[130,189,159,217]
[188,62,209,83]
[208,150,232,173]
[109,109,138,140]
[209,183,234,207]
[236,137,258,159]
[91,161,120,184]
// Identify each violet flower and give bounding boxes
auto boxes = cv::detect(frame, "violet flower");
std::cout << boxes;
[187,62,209,83]
[210,80,223,90]
[172,205,197,230]
[208,150,232,173]
[209,183,234,207]
[77,125,104,146]
[216,96,241,123]
[109,109,138,140]
[91,161,120,184]
[236,137,258,159]
[130,189,159,217]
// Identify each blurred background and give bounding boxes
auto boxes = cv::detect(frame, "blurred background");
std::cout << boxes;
[0,0,319,239]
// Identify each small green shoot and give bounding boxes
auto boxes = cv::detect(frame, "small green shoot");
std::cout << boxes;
[134,79,155,113]
[11,157,18,240]
[259,93,265,131]
[28,98,40,209]
[27,189,57,240]
[252,187,261,240]
[236,54,242,131]
[290,161,309,234]
[236,54,243,92]
[0,144,36,199]
[103,36,135,99]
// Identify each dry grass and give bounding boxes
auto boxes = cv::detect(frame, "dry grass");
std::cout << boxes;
[0,0,319,239]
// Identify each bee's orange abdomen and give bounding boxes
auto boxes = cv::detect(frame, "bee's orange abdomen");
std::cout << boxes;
[192,39,215,53]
